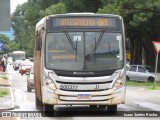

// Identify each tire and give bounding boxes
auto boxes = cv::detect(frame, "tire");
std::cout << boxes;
[89,105,97,108]
[126,76,130,81]
[107,105,117,113]
[35,97,43,110]
[27,84,31,92]
[99,105,106,108]
[43,104,54,116]
[148,77,154,82]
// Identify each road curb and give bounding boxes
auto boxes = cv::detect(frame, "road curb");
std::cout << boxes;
[0,87,15,110]
[0,71,15,110]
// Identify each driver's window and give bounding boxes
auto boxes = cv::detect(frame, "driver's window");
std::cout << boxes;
[129,66,137,72]
[138,66,146,73]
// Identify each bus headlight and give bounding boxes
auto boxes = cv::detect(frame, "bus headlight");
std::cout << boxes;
[45,77,56,90]
[113,77,125,90]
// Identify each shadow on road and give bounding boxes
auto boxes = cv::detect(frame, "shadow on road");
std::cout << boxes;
[43,106,120,117]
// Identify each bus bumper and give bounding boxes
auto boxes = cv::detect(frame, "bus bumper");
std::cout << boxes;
[42,86,125,105]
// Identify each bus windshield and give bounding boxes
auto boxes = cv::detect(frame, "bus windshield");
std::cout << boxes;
[45,32,124,71]
[12,51,25,60]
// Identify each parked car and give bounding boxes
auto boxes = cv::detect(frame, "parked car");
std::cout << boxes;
[27,67,34,92]
[126,65,155,82]
[19,61,33,75]
[13,60,22,70]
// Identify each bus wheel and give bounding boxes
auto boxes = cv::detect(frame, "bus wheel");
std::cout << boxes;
[43,104,54,116]
[89,105,97,108]
[99,105,106,108]
[107,105,117,113]
[35,97,43,110]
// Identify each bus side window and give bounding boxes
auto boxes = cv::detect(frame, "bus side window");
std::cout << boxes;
[36,34,41,50]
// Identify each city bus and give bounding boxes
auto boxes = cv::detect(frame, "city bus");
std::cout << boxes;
[12,51,25,60]
[34,13,126,114]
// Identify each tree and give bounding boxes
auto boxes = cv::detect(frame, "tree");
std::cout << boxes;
[98,0,160,70]
[36,0,60,10]
[62,0,103,13]
[40,2,66,16]
[11,0,65,57]
[0,34,18,54]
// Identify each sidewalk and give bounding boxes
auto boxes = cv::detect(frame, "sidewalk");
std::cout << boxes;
[0,72,14,110]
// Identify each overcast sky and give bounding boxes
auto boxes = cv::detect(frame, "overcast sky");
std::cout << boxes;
[11,0,27,13]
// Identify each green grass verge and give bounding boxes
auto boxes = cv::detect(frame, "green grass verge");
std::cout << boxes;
[146,86,160,90]
[2,77,7,80]
[0,88,10,97]
[126,81,160,90]
[0,75,7,80]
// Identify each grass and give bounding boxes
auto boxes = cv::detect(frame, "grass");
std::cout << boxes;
[2,77,7,80]
[126,81,160,90]
[0,75,8,80]
[146,86,160,90]
[0,88,10,97]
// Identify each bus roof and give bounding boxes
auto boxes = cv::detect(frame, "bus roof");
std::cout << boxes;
[36,13,122,29]
[12,51,25,54]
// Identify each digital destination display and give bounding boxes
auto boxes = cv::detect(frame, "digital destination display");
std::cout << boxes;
[51,17,118,28]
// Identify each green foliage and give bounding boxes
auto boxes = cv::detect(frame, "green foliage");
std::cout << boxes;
[36,0,60,10]
[0,34,10,54]
[62,0,103,13]
[98,4,121,14]
[40,2,66,16]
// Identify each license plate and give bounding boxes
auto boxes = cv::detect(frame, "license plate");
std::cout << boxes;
[60,84,78,90]
[77,94,91,99]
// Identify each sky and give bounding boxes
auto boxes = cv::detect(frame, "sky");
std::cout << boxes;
[11,0,27,13]
[0,0,27,39]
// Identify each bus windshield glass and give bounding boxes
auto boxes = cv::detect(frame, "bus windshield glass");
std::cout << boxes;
[45,32,123,71]
[12,51,25,60]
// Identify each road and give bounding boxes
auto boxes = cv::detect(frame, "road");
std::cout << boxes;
[6,65,160,119]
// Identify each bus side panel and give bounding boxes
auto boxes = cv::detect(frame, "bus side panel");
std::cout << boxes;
[34,33,42,103]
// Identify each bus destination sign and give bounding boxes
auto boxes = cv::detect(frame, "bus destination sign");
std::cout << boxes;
[51,17,118,28]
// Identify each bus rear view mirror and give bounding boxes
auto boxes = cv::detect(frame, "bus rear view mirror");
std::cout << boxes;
[36,36,41,50]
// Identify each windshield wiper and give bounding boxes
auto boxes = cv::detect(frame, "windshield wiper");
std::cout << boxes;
[92,30,105,64]
[93,30,105,51]
[63,30,78,61]
[64,30,77,50]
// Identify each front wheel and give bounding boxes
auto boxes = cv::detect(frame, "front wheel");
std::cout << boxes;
[148,77,154,82]
[43,104,54,116]
[99,105,106,108]
[35,97,43,110]
[126,76,130,81]
[107,105,117,113]
[89,105,97,108]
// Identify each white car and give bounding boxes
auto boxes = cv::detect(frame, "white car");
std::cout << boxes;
[126,65,156,82]
[27,67,34,92]
[13,60,22,70]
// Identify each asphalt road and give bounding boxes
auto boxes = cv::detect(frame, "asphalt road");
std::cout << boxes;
[6,65,160,119]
